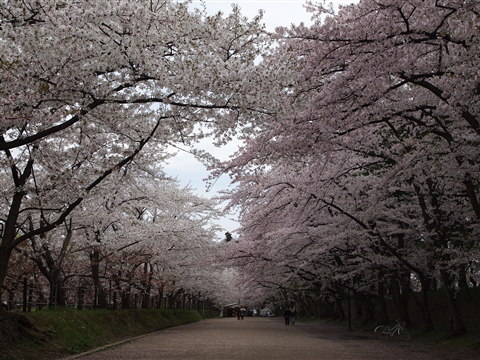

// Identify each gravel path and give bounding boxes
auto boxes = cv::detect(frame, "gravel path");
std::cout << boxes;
[69,317,477,360]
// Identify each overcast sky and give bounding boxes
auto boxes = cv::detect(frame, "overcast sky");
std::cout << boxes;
[192,0,315,29]
[165,0,357,238]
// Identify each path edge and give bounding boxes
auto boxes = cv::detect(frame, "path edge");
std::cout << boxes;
[60,319,206,360]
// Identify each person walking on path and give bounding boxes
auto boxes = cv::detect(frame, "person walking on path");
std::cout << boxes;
[290,302,296,326]
[284,308,292,326]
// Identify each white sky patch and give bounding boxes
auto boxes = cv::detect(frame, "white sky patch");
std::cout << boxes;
[191,0,316,30]
[164,139,239,240]
[166,0,359,237]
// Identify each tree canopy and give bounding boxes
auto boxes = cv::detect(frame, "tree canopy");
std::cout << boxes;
[218,0,479,335]
[0,1,479,331]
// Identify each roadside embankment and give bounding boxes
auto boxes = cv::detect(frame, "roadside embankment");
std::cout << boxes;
[0,308,218,360]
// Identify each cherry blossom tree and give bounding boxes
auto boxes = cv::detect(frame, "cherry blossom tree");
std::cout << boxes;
[218,0,479,335]
[3,164,238,309]
[0,0,270,295]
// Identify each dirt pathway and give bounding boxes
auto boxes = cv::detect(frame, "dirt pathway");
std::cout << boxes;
[69,317,477,360]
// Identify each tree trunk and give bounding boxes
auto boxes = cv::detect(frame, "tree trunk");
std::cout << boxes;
[335,297,345,321]
[416,276,434,331]
[77,287,85,310]
[122,289,131,309]
[353,292,363,321]
[90,247,108,309]
[48,272,67,307]
[440,270,466,336]
[376,280,389,324]
[0,159,34,293]
[361,295,374,323]
[391,277,410,325]
[141,263,153,309]
[7,288,15,310]
[420,287,434,331]
[458,265,469,289]
[0,246,13,300]
[464,177,480,221]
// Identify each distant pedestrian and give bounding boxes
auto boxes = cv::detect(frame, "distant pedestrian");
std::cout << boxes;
[240,308,246,320]
[284,308,292,326]
[290,302,296,326]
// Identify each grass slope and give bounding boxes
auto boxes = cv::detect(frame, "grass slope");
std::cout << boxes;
[0,308,217,360]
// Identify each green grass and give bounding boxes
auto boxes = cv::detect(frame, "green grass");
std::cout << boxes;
[0,308,214,360]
